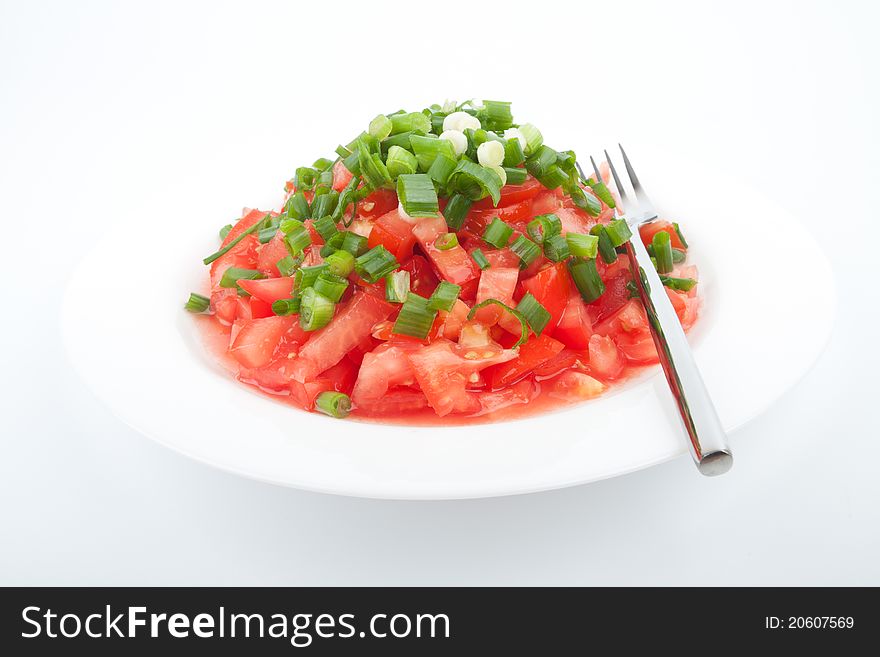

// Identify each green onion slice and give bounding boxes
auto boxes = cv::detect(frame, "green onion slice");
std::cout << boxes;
[565,232,599,259]
[672,222,689,249]
[219,224,233,240]
[503,166,527,185]
[397,173,440,217]
[272,297,300,316]
[354,245,399,283]
[660,275,697,292]
[444,193,473,231]
[276,253,303,277]
[385,270,410,303]
[184,292,210,313]
[605,219,633,248]
[467,299,528,347]
[543,234,570,262]
[299,287,335,331]
[510,235,541,268]
[392,293,437,340]
[526,213,562,243]
[324,249,355,277]
[385,145,418,179]
[368,114,393,141]
[448,160,503,205]
[482,218,513,248]
[589,180,616,208]
[294,264,328,292]
[471,248,491,270]
[427,280,461,312]
[516,292,552,336]
[590,225,618,264]
[219,267,264,289]
[315,391,352,419]
[203,214,271,265]
[434,232,459,251]
[313,271,349,303]
[568,258,606,302]
[652,230,674,274]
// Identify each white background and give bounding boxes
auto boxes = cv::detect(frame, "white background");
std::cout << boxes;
[2,0,878,585]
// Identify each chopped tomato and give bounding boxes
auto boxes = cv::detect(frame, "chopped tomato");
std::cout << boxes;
[355,388,430,415]
[237,276,295,305]
[368,209,417,261]
[485,333,565,390]
[470,175,544,210]
[548,370,607,401]
[479,247,521,269]
[614,331,659,363]
[406,339,517,416]
[413,216,480,288]
[439,299,470,341]
[351,343,420,406]
[256,231,290,277]
[530,191,563,217]
[249,296,274,319]
[462,198,535,238]
[399,254,440,297]
[587,270,633,323]
[588,334,625,380]
[292,292,394,382]
[639,220,686,250]
[209,234,259,289]
[553,207,592,235]
[553,291,593,349]
[521,262,571,334]
[592,299,649,337]
[229,315,296,369]
[331,159,353,192]
[532,349,590,379]
[220,208,267,250]
[358,188,399,219]
[474,267,519,325]
[468,378,537,416]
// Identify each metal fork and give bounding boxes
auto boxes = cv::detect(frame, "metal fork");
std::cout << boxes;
[582,146,733,476]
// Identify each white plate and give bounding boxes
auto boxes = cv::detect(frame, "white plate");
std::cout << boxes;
[62,153,834,499]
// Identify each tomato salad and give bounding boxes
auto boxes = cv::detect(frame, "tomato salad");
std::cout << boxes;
[185,101,700,421]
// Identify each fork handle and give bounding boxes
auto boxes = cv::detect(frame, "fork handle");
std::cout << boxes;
[624,225,733,476]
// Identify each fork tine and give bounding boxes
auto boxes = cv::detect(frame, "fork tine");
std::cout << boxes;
[604,149,630,209]
[588,156,603,184]
[618,143,652,209]
[575,161,588,184]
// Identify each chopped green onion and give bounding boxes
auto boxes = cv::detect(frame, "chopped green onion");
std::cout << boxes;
[673,222,689,249]
[340,231,369,256]
[310,190,339,219]
[392,293,437,340]
[526,213,562,243]
[358,142,392,189]
[444,193,473,231]
[589,180,616,208]
[294,264,328,292]
[368,114,393,140]
[483,218,513,248]
[605,219,633,247]
[480,100,514,130]
[427,153,457,186]
[427,280,461,312]
[573,188,602,217]
[502,137,525,167]
[518,123,543,155]
[381,130,426,154]
[203,214,271,265]
[219,267,264,289]
[315,391,352,419]
[314,170,334,195]
[434,232,459,251]
[219,224,233,240]
[467,299,528,347]
[258,226,279,243]
[448,159,503,205]
[410,134,456,172]
[325,249,355,277]
[471,248,491,270]
[565,232,599,259]
[652,230,674,274]
[276,254,302,277]
[510,235,541,268]
[660,275,697,292]
[543,234,571,262]
[284,221,312,254]
[397,173,439,217]
[652,246,688,264]
[312,215,339,241]
[516,292,551,336]
[335,144,351,159]
[313,271,349,302]
[354,245,399,283]
[525,145,558,178]
[385,270,410,303]
[312,157,335,172]
[556,150,577,174]
[299,287,335,331]
[272,297,300,316]
[590,225,618,264]
[284,192,311,220]
[184,292,210,313]
[385,145,418,178]
[294,167,318,191]
[390,112,431,135]
[568,258,606,302]
[502,166,527,185]
[626,280,640,299]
